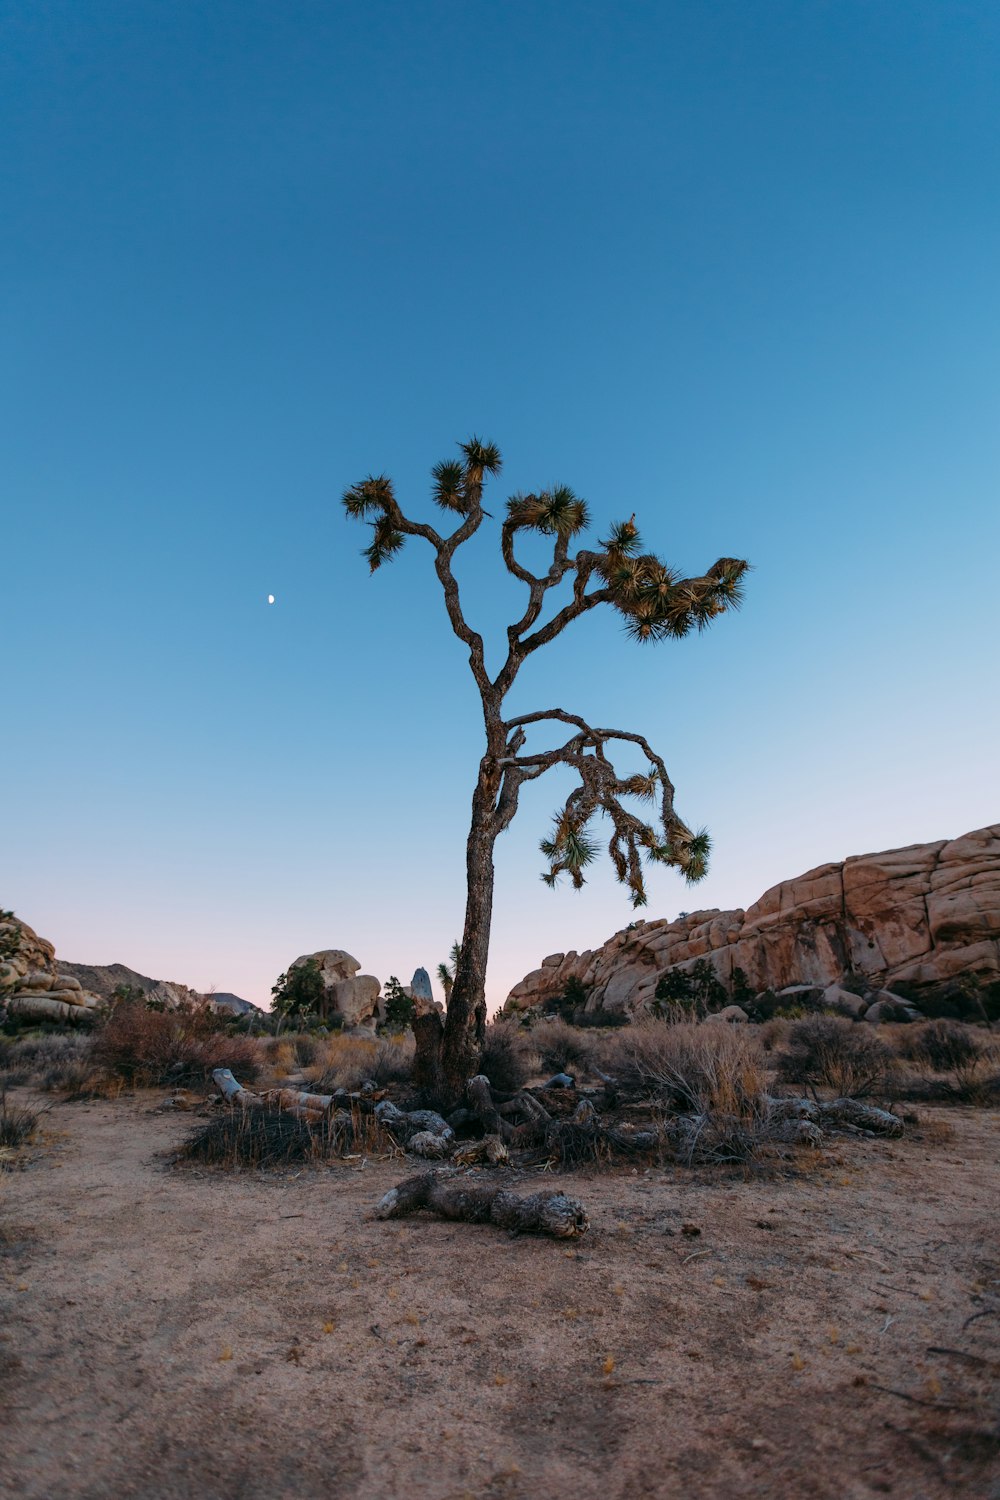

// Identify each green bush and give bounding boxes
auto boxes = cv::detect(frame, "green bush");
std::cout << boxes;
[653,959,727,1019]
[271,958,325,1027]
[382,976,415,1032]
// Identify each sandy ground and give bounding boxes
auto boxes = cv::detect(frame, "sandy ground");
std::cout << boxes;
[1,1092,998,1500]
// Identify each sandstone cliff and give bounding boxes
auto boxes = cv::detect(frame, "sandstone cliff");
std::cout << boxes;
[503,824,1000,1019]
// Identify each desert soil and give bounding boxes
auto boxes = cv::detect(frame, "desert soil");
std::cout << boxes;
[1,1092,998,1500]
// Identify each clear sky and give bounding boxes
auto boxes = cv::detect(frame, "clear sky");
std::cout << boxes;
[3,1,997,1009]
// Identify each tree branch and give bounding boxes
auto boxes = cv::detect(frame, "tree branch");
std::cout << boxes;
[493,710,707,902]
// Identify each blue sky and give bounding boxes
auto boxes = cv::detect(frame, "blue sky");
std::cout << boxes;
[3,1,997,1007]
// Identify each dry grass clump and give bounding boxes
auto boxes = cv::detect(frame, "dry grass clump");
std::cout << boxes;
[91,1001,262,1088]
[260,1037,297,1077]
[776,1015,893,1098]
[176,1102,398,1169]
[304,1032,414,1093]
[0,1092,39,1154]
[478,1021,539,1093]
[530,1018,597,1076]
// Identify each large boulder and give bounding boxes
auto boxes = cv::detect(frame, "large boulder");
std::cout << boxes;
[0,915,104,1023]
[502,823,1000,1020]
[289,950,382,1027]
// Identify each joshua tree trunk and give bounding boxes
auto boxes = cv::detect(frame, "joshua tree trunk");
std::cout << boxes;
[418,746,501,1106]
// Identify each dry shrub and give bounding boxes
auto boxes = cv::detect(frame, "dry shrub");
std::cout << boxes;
[758,1017,793,1054]
[305,1032,414,1093]
[0,1033,89,1086]
[261,1038,297,1078]
[603,1020,766,1111]
[530,1018,597,1076]
[478,1021,539,1093]
[897,1019,982,1070]
[0,1034,111,1097]
[0,1092,39,1153]
[91,1001,262,1087]
[597,1021,775,1165]
[176,1101,398,1169]
[776,1015,893,1097]
[896,1020,999,1103]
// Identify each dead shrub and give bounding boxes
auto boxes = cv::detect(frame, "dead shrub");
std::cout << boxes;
[897,1019,982,1071]
[777,1015,892,1097]
[176,1101,398,1169]
[598,1022,776,1165]
[758,1018,793,1054]
[305,1033,414,1093]
[478,1021,539,1093]
[261,1038,297,1078]
[0,1033,90,1087]
[91,1000,262,1087]
[530,1018,597,1076]
[0,1092,39,1154]
[896,1020,999,1104]
[604,1020,767,1112]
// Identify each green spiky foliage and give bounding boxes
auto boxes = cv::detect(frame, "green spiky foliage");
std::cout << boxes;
[341,437,748,1099]
[436,941,462,1003]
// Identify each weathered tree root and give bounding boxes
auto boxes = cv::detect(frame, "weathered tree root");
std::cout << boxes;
[374,1170,589,1237]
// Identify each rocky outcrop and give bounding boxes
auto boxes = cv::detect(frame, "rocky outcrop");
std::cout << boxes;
[57,962,259,1018]
[0,915,104,1024]
[503,824,1000,1020]
[290,949,383,1028]
[57,960,202,1011]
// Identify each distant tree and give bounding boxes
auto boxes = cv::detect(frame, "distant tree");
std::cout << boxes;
[343,439,748,1102]
[382,976,416,1031]
[271,958,325,1028]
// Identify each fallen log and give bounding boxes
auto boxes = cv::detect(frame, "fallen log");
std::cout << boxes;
[374,1170,588,1237]
[818,1099,904,1137]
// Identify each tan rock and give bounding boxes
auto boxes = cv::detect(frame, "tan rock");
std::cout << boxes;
[503,823,1000,1019]
[330,974,381,1027]
[293,949,361,986]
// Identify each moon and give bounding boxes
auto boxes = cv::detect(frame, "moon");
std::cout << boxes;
[267,594,275,605]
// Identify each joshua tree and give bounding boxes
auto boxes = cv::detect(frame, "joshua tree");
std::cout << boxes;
[343,439,748,1101]
[437,941,462,1005]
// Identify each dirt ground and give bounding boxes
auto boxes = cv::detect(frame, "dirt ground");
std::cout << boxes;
[1,1092,997,1500]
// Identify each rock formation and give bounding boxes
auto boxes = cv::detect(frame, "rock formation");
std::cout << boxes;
[55,961,259,1017]
[57,960,201,1011]
[289,949,383,1028]
[0,915,104,1024]
[503,824,1000,1021]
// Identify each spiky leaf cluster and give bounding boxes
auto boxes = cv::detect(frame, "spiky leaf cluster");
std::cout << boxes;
[595,526,749,643]
[538,751,711,908]
[505,485,590,539]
